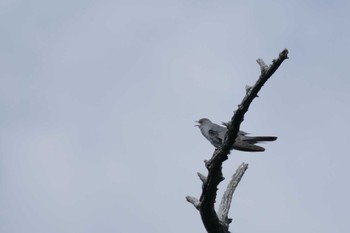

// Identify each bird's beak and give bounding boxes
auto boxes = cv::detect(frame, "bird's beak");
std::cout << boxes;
[194,121,199,127]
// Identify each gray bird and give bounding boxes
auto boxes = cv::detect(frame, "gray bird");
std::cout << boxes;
[195,118,277,152]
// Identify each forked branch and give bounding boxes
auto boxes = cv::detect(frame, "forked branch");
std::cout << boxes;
[186,49,288,233]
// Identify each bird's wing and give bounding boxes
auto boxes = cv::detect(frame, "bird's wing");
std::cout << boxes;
[232,140,266,152]
[208,129,223,146]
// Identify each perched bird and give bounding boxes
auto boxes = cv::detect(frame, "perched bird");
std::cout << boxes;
[195,118,277,152]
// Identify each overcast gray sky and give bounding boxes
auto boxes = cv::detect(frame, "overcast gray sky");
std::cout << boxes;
[1,1,350,233]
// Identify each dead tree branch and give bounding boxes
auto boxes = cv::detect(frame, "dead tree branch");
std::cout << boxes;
[186,49,288,233]
[217,162,248,227]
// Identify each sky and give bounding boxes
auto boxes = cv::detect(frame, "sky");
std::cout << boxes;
[1,1,350,233]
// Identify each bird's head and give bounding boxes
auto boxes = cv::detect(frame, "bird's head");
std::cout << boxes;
[195,118,211,128]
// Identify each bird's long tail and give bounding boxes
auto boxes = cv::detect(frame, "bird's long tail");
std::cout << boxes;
[242,136,277,143]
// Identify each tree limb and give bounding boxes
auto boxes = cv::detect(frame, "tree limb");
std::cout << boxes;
[187,49,288,233]
[218,163,248,226]
[186,196,200,210]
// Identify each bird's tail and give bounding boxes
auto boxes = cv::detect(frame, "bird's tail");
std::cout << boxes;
[242,136,277,143]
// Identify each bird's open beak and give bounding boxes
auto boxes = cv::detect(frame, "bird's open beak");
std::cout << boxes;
[194,121,199,127]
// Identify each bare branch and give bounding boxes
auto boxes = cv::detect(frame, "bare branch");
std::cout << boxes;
[256,58,269,73]
[187,49,289,233]
[197,172,207,183]
[218,163,249,225]
[186,196,200,210]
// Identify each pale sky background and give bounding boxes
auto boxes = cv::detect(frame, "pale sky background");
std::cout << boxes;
[1,1,350,233]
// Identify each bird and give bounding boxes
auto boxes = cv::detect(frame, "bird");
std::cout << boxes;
[195,118,277,152]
